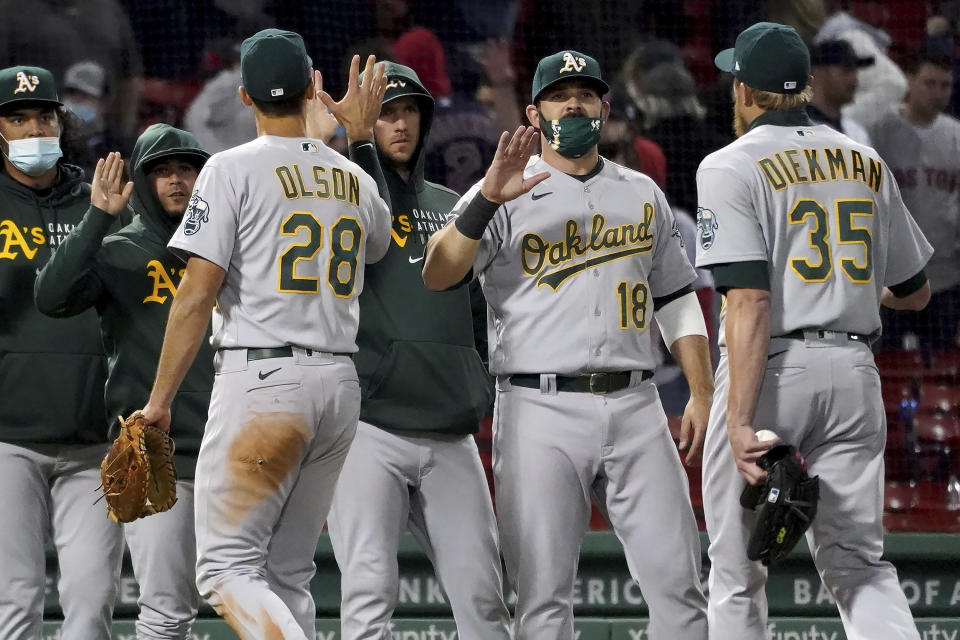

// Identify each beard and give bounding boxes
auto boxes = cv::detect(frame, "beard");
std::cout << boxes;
[733,99,748,138]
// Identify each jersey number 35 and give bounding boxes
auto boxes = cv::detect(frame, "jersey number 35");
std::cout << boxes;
[788,198,873,284]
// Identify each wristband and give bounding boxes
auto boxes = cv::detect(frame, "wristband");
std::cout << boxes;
[454,191,500,240]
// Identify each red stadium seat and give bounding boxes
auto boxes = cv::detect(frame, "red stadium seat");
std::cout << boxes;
[875,349,925,380]
[918,384,960,415]
[913,413,960,447]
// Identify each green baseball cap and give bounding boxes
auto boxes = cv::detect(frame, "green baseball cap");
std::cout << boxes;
[532,50,609,102]
[240,29,312,102]
[715,22,810,94]
[0,66,62,110]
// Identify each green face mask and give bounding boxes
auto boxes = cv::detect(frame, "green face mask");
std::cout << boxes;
[539,114,602,158]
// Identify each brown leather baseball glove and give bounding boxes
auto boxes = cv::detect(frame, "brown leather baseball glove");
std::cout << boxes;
[99,411,178,523]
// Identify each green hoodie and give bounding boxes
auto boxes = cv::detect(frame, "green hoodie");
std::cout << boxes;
[349,62,492,435]
[0,162,110,443]
[34,124,214,475]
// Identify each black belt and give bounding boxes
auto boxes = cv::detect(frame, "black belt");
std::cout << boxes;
[244,347,350,362]
[779,330,878,345]
[509,370,652,394]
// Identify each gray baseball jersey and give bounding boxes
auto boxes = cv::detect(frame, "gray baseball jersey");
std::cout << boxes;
[169,135,391,352]
[448,156,696,375]
[696,123,933,337]
[867,109,960,293]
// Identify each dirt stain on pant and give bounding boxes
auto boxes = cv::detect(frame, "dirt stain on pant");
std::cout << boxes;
[213,590,290,640]
[224,411,310,526]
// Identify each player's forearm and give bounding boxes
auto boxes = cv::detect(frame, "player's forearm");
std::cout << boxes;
[422,223,480,291]
[670,335,714,401]
[724,288,771,430]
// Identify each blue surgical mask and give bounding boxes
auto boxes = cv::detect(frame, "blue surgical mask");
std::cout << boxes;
[64,100,100,126]
[0,134,62,176]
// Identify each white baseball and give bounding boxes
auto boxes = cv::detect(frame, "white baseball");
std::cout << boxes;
[755,429,779,442]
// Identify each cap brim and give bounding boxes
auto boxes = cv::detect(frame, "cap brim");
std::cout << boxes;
[534,75,610,102]
[0,97,63,110]
[141,147,211,170]
[715,48,736,73]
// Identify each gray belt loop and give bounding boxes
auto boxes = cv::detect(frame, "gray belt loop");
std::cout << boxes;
[540,374,558,395]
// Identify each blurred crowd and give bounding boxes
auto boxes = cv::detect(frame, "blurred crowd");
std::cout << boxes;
[6,0,958,355]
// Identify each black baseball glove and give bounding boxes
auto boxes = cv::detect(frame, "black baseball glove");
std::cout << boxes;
[739,444,819,566]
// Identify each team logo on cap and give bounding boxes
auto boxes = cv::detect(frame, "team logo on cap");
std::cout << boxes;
[696,207,719,250]
[183,192,210,236]
[386,79,407,89]
[13,71,40,94]
[560,52,586,73]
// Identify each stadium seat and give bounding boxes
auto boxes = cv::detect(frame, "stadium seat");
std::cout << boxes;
[918,383,960,415]
[875,349,925,380]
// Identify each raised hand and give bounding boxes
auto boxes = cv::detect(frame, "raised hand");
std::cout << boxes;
[320,54,387,142]
[305,69,341,144]
[90,151,134,217]
[480,126,550,204]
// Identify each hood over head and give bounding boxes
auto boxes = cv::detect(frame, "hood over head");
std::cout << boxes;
[378,61,435,185]
[129,123,209,236]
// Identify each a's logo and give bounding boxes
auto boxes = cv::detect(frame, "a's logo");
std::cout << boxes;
[183,193,209,236]
[301,142,319,153]
[143,259,182,304]
[0,220,42,260]
[386,79,407,90]
[531,191,553,201]
[13,71,39,94]
[696,207,718,250]
[559,52,586,73]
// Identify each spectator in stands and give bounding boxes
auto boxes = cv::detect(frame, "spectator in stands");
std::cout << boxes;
[397,35,521,196]
[184,43,257,154]
[60,61,115,179]
[816,9,908,129]
[869,47,960,352]
[807,39,874,145]
[622,43,728,213]
[0,0,143,152]
[597,82,668,185]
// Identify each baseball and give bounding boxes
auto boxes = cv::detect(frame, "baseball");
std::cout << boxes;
[755,429,779,442]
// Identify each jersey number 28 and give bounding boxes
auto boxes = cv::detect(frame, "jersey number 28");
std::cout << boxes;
[789,198,873,283]
[278,211,362,297]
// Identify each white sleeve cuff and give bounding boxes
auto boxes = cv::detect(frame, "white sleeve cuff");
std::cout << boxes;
[654,291,707,348]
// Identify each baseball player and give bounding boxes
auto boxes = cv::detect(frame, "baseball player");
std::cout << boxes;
[0,64,124,640]
[321,61,511,639]
[34,124,213,639]
[867,46,960,351]
[422,50,712,640]
[696,22,933,640]
[137,31,390,640]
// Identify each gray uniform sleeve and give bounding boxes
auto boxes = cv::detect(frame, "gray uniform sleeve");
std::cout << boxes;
[168,162,238,269]
[444,181,507,277]
[694,164,767,267]
[648,188,697,297]
[882,167,934,286]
